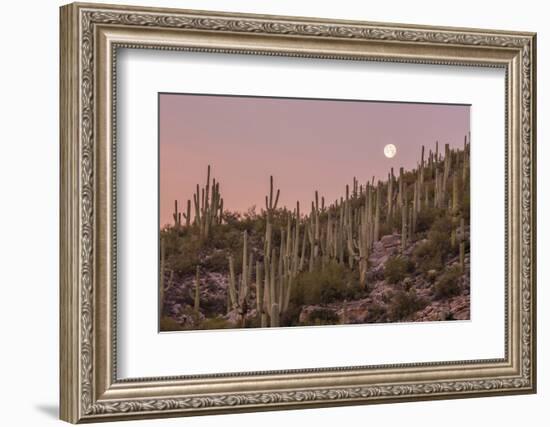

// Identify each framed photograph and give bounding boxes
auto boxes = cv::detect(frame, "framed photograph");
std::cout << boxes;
[60,2,537,423]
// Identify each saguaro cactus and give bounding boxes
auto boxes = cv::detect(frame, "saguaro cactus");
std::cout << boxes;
[452,171,459,213]
[355,208,369,289]
[463,135,470,182]
[185,200,191,227]
[387,169,394,223]
[188,165,223,238]
[259,183,301,327]
[401,186,408,253]
[398,167,404,210]
[255,261,267,327]
[420,145,425,186]
[228,230,253,327]
[459,217,466,272]
[374,182,381,242]
[270,302,280,328]
[265,175,280,219]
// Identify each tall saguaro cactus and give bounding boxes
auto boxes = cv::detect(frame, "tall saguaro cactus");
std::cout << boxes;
[354,207,369,289]
[374,182,381,242]
[255,261,267,327]
[387,169,394,223]
[459,217,466,272]
[173,200,183,228]
[173,165,223,235]
[195,165,223,239]
[228,230,253,327]
[265,175,280,220]
[401,185,408,253]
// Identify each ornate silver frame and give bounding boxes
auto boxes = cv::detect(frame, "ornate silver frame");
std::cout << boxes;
[60,2,537,423]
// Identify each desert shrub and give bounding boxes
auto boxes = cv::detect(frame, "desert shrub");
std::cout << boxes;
[306,308,340,326]
[280,303,303,327]
[381,289,394,304]
[291,262,360,306]
[384,256,413,284]
[415,207,441,233]
[427,216,453,251]
[413,240,444,274]
[162,229,201,275]
[202,249,230,272]
[165,220,259,276]
[434,265,462,299]
[402,277,414,291]
[365,303,388,323]
[199,317,232,330]
[387,290,427,322]
[159,316,181,332]
[378,222,393,238]
[440,310,455,321]
[461,190,470,222]
[206,224,244,253]
[387,214,402,234]
[168,250,200,276]
[222,211,242,227]
[425,269,439,284]
[413,216,454,274]
[403,170,419,186]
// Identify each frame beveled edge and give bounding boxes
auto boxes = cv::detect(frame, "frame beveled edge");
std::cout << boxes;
[59,2,536,423]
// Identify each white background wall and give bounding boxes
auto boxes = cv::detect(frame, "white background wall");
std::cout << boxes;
[0,0,545,425]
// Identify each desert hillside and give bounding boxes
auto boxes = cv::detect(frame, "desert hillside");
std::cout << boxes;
[160,138,470,331]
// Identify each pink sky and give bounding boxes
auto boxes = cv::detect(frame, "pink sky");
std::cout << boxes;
[159,93,470,228]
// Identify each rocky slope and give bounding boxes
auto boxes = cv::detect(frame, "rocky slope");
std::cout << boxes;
[162,230,470,329]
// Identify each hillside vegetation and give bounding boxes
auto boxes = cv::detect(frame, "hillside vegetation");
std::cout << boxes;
[160,138,470,331]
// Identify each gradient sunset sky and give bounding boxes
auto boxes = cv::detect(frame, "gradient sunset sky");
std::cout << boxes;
[159,93,470,228]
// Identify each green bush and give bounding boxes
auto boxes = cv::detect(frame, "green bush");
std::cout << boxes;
[434,265,462,299]
[206,223,244,253]
[427,216,453,252]
[202,249,230,272]
[415,207,440,234]
[162,219,253,276]
[413,240,444,274]
[162,230,201,275]
[387,290,427,322]
[222,211,242,227]
[280,303,303,327]
[291,262,360,306]
[365,303,388,323]
[384,256,413,284]
[413,216,455,274]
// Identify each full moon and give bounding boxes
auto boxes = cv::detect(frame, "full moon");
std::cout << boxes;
[384,144,397,158]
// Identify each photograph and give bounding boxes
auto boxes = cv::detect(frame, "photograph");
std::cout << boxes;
[158,94,471,331]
